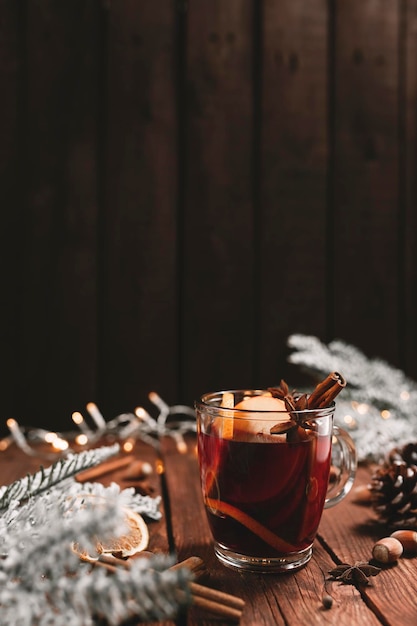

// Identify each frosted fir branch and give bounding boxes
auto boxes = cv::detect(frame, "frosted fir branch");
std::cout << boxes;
[287,334,417,461]
[0,444,120,511]
[0,476,185,626]
[0,495,189,625]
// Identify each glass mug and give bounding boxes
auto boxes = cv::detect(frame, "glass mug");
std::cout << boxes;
[196,389,356,573]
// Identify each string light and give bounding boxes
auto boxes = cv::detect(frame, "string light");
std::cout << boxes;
[122,438,135,453]
[86,402,106,431]
[75,434,88,446]
[2,395,196,459]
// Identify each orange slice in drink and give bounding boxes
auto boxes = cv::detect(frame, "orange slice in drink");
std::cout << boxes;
[213,391,235,439]
[233,395,288,438]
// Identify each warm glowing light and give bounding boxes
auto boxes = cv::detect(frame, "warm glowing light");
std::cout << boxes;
[72,412,84,425]
[148,391,159,403]
[135,407,146,419]
[45,432,58,443]
[155,459,165,474]
[123,439,134,453]
[52,438,69,451]
[6,418,16,429]
[75,434,88,446]
[381,410,391,420]
[343,414,355,425]
[176,439,187,454]
[86,402,106,429]
[400,390,410,401]
[0,439,10,451]
[357,403,369,415]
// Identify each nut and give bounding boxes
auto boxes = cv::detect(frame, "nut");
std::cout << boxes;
[372,537,403,563]
[390,530,417,554]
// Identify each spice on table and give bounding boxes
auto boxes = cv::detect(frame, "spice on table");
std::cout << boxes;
[328,561,381,586]
[87,553,245,622]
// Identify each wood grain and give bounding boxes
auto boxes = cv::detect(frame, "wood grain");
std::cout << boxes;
[402,0,417,378]
[0,0,21,435]
[259,0,329,385]
[100,0,179,416]
[332,0,401,366]
[3,439,417,624]
[16,0,100,430]
[0,2,416,430]
[182,0,255,403]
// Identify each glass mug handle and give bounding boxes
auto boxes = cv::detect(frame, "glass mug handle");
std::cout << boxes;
[324,424,357,509]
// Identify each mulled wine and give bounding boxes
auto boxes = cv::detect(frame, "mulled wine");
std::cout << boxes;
[195,387,356,572]
[198,429,331,558]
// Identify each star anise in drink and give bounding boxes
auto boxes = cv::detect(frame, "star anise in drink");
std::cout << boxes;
[268,373,346,441]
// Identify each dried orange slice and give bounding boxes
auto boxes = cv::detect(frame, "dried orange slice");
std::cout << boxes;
[71,496,149,559]
[96,507,149,558]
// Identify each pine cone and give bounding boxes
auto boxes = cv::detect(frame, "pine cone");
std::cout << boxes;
[370,442,417,529]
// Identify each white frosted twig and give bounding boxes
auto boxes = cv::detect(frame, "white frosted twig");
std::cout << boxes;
[0,444,120,510]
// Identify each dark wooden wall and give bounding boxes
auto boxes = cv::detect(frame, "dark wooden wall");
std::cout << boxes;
[1,0,416,432]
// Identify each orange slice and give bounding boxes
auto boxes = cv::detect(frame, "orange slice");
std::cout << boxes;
[205,497,297,553]
[71,496,149,559]
[219,392,235,439]
[233,395,288,437]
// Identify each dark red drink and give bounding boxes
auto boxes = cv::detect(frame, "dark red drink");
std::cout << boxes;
[197,429,332,558]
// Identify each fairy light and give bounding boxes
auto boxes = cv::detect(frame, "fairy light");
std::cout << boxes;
[2,394,196,459]
[155,459,165,474]
[357,403,369,415]
[7,418,32,453]
[343,414,356,427]
[149,391,168,412]
[72,412,91,436]
[0,437,11,451]
[400,390,410,401]
[122,438,135,453]
[381,410,391,420]
[44,432,58,444]
[51,437,69,451]
[172,432,187,454]
[134,406,157,428]
[86,402,106,431]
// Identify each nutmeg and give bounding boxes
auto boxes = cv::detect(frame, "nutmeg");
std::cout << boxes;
[390,530,417,554]
[372,537,403,563]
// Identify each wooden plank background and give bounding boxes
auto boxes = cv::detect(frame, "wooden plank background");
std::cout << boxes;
[0,0,416,433]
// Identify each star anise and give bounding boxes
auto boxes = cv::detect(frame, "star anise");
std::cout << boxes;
[328,562,381,586]
[268,380,310,439]
[268,380,308,412]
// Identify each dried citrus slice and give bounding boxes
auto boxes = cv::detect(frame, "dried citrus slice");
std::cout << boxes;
[96,507,149,558]
[71,496,149,560]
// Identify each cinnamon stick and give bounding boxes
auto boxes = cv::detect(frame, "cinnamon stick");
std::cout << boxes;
[307,372,346,409]
[86,554,244,621]
[75,455,135,482]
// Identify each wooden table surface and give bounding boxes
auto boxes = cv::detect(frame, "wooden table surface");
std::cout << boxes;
[1,435,417,625]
